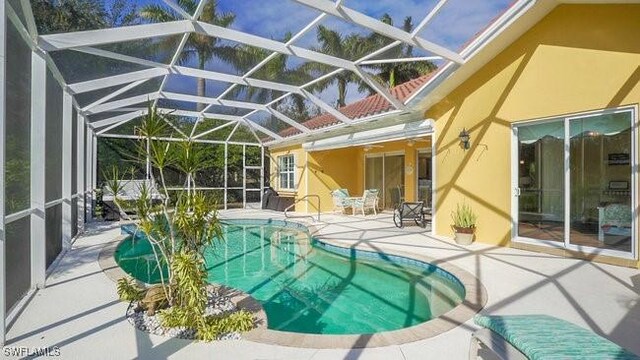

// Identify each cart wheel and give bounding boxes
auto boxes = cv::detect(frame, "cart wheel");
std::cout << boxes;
[393,210,403,228]
[415,217,426,228]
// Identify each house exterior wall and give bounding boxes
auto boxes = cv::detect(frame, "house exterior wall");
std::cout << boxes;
[268,138,431,213]
[267,4,640,267]
[426,4,640,266]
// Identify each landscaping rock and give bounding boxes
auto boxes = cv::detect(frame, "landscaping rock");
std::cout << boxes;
[125,286,245,341]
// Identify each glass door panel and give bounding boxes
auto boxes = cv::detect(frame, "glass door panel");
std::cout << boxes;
[417,151,432,206]
[365,156,383,207]
[516,120,565,243]
[569,112,633,252]
[384,155,405,210]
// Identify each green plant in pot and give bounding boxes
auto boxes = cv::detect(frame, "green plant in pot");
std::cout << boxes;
[451,202,477,245]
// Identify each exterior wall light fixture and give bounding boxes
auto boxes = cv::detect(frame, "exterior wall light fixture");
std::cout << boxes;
[459,128,471,150]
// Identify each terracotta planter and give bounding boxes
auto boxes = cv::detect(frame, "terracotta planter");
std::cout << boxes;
[453,226,475,245]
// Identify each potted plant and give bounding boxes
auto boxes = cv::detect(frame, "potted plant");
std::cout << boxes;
[451,202,477,245]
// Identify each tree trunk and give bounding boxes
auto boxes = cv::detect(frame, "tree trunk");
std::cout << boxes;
[389,68,396,88]
[337,78,346,108]
[197,56,207,111]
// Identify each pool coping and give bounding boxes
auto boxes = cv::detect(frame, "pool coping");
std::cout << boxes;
[99,219,487,349]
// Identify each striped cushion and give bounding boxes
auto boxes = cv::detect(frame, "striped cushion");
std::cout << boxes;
[474,315,639,360]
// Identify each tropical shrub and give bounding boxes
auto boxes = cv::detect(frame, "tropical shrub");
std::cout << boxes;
[116,277,144,302]
[107,104,254,340]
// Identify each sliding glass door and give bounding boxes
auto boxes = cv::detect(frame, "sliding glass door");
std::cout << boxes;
[515,120,565,244]
[569,111,634,253]
[513,107,636,258]
[365,153,405,210]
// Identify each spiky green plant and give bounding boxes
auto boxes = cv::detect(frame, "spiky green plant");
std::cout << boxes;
[451,202,478,229]
[195,310,255,341]
[105,103,223,306]
[116,277,144,302]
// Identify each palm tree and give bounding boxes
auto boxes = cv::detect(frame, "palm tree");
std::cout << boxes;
[230,33,313,128]
[231,33,311,104]
[140,0,236,111]
[307,25,370,108]
[362,14,436,90]
[32,0,140,33]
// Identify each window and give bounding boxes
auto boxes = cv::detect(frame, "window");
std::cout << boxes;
[278,154,295,190]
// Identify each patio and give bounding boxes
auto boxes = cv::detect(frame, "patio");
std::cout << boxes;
[5,210,639,359]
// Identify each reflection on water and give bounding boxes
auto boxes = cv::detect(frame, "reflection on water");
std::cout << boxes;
[115,222,464,334]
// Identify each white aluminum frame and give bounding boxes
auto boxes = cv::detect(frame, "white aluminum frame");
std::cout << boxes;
[26,0,522,143]
[30,51,47,289]
[0,0,6,345]
[511,106,639,260]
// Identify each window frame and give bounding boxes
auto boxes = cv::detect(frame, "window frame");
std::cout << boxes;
[277,154,296,191]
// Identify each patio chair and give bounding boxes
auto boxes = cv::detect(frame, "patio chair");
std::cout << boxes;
[470,314,640,360]
[393,202,428,228]
[331,188,353,214]
[352,189,379,216]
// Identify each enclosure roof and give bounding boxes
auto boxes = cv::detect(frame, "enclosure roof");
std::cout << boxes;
[5,0,588,146]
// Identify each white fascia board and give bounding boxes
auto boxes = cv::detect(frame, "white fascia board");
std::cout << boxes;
[38,20,194,51]
[193,21,357,71]
[87,92,159,114]
[405,0,541,109]
[67,68,168,94]
[302,119,434,151]
[292,0,464,64]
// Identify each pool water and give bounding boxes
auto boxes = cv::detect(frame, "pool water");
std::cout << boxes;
[115,220,465,335]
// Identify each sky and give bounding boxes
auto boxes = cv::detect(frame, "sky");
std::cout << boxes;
[100,0,514,129]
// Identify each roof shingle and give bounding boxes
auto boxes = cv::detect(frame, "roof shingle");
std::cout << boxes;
[278,72,436,138]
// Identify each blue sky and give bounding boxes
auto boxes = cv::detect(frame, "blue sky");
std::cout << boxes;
[106,0,514,127]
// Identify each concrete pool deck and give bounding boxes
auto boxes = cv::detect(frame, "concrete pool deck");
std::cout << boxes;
[5,210,640,359]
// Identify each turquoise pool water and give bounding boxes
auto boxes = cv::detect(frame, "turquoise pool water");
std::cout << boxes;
[115,219,465,335]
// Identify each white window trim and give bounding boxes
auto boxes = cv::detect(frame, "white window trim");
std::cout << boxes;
[278,154,296,191]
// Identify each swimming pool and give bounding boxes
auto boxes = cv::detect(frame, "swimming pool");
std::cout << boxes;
[115,219,465,335]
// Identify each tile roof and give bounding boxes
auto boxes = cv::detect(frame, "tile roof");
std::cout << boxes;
[278,72,436,137]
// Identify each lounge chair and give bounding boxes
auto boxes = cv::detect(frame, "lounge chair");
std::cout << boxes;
[331,188,353,214]
[352,189,379,216]
[393,202,429,228]
[470,314,640,360]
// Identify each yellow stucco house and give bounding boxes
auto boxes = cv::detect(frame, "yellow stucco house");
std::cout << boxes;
[268,2,640,267]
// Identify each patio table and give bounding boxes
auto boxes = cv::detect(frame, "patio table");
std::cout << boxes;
[345,197,361,215]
